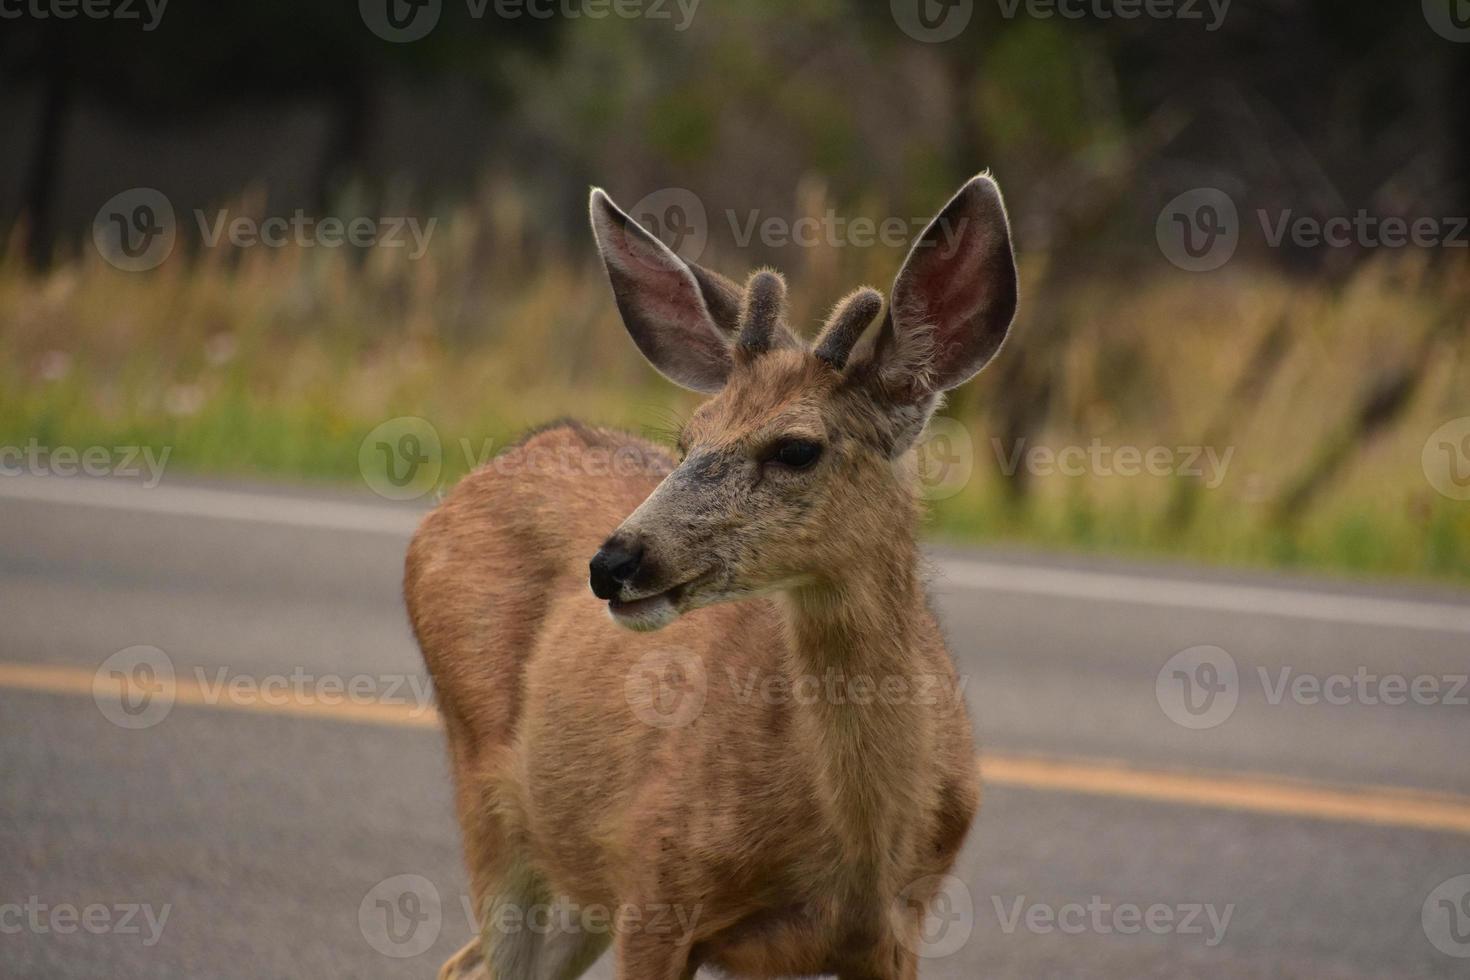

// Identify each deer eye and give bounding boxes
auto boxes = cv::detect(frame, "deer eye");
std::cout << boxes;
[767,439,823,470]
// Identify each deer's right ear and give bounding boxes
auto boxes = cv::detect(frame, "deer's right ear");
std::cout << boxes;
[590,188,734,393]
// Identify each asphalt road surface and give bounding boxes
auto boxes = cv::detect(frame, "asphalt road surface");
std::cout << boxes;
[4,473,1470,979]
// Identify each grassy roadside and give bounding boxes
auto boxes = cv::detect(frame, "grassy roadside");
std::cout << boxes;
[3,219,1468,587]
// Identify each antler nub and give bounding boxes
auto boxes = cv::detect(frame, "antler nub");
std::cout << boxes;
[814,287,883,370]
[737,270,786,355]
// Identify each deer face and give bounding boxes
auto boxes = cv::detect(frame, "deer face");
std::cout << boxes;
[592,349,859,631]
[587,176,1019,631]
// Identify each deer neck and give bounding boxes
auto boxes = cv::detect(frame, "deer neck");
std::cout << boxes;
[776,505,932,867]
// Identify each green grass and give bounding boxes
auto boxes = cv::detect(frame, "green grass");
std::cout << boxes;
[3,203,1469,588]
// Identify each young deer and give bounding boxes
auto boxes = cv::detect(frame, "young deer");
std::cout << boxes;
[405,174,1018,979]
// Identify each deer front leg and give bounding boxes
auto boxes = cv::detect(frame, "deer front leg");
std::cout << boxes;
[839,931,921,980]
[838,954,918,980]
[438,937,488,979]
[614,930,694,980]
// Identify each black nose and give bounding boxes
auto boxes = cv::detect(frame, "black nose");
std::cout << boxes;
[589,536,644,600]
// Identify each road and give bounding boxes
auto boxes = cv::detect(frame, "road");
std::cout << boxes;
[3,473,1470,979]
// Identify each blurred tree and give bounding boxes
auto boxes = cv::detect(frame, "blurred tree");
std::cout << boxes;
[3,0,1465,275]
[848,1,1469,503]
[0,1,561,266]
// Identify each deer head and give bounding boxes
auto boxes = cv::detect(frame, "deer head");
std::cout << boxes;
[587,175,1019,631]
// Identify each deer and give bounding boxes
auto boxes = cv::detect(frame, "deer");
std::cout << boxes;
[404,173,1019,980]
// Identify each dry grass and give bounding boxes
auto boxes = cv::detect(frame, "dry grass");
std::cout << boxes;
[2,193,1467,585]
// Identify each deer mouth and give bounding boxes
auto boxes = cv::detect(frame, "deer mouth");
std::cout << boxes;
[606,587,683,632]
[606,570,715,631]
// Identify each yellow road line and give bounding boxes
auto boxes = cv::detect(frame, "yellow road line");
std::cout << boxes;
[0,660,439,729]
[982,753,1470,837]
[7,660,1470,836]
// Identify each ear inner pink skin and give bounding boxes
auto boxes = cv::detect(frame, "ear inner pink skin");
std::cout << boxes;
[589,189,731,392]
[887,175,1018,398]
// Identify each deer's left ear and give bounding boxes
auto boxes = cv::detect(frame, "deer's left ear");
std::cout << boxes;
[875,174,1019,400]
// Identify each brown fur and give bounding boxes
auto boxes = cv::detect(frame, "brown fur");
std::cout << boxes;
[405,175,1017,979]
[407,393,977,977]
